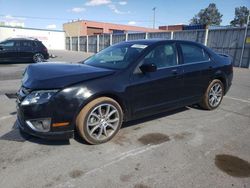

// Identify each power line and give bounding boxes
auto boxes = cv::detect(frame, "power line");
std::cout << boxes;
[0,14,164,24]
[0,14,69,21]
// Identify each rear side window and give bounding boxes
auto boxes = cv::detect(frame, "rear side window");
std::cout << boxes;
[21,41,33,47]
[180,43,209,64]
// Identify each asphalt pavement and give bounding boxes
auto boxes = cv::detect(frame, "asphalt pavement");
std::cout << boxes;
[0,50,249,188]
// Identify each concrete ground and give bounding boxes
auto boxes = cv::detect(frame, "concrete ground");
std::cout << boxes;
[0,51,249,188]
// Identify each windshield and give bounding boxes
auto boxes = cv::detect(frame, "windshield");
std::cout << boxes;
[84,43,148,69]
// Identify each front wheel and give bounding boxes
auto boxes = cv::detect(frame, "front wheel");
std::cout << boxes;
[200,79,224,110]
[33,53,44,63]
[76,97,123,144]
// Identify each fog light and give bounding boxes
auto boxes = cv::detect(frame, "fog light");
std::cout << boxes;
[26,118,51,132]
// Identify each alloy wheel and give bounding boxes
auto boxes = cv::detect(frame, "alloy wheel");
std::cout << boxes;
[33,53,44,63]
[208,82,223,108]
[86,103,120,141]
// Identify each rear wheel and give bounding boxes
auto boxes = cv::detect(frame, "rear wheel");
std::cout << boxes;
[33,53,44,63]
[200,79,224,110]
[76,97,123,144]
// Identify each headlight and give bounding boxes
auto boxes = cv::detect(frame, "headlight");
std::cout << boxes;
[21,90,58,106]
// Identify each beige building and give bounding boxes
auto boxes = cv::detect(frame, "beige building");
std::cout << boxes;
[63,20,162,37]
[0,26,65,50]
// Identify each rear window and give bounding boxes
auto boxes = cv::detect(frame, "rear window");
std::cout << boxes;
[180,43,210,64]
[36,41,45,48]
[33,41,39,47]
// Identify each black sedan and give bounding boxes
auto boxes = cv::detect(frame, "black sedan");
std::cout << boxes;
[16,39,233,144]
[0,38,49,63]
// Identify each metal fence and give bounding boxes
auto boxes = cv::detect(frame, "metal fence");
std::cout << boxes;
[207,28,250,68]
[66,27,250,68]
[99,34,110,51]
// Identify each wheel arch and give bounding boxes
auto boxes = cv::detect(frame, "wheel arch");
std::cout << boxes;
[213,74,227,95]
[74,92,130,125]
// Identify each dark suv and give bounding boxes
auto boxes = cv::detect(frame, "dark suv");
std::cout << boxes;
[0,38,49,63]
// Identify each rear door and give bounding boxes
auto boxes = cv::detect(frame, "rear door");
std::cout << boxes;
[128,42,183,118]
[18,40,35,61]
[0,40,19,62]
[178,42,212,104]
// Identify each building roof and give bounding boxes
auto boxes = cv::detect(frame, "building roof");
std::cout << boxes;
[0,25,64,32]
[5,37,39,41]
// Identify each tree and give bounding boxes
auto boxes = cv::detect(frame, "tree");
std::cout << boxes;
[230,6,249,27]
[190,3,223,25]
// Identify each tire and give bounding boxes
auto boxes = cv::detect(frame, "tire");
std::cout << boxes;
[200,79,224,110]
[76,97,123,144]
[33,53,44,63]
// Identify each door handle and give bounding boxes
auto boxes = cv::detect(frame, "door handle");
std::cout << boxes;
[208,66,213,71]
[172,69,178,75]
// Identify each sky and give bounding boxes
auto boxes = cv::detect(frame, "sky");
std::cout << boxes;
[0,0,249,30]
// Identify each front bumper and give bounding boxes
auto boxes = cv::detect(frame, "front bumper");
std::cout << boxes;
[17,116,74,140]
[43,52,50,60]
[16,85,90,140]
[225,72,233,94]
[16,88,76,140]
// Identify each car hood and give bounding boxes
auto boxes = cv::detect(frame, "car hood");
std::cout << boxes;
[22,62,115,89]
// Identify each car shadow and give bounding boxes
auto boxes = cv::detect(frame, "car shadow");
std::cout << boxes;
[189,104,207,111]
[1,107,190,146]
[0,120,70,145]
[0,59,50,65]
[74,107,190,145]
[0,61,33,65]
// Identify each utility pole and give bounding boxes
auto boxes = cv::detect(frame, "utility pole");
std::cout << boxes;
[152,7,156,29]
[239,14,250,68]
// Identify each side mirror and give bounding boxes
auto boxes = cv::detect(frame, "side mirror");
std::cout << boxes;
[140,63,157,73]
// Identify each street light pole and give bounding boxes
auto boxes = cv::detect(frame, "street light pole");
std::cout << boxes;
[152,7,156,29]
[239,14,250,68]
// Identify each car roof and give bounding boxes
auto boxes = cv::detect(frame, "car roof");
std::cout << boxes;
[118,39,203,46]
[4,37,40,41]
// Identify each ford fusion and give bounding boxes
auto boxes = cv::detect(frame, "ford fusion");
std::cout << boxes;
[16,40,233,144]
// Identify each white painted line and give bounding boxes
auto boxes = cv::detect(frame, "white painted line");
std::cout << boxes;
[84,144,161,176]
[0,115,14,121]
[225,96,250,104]
[55,144,163,188]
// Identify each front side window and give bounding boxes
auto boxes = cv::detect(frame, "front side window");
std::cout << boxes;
[141,44,177,69]
[84,43,147,69]
[180,43,210,64]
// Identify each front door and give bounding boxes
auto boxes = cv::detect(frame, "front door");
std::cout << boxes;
[128,42,183,118]
[0,40,19,62]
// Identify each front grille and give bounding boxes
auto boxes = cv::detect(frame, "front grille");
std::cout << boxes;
[17,86,31,102]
